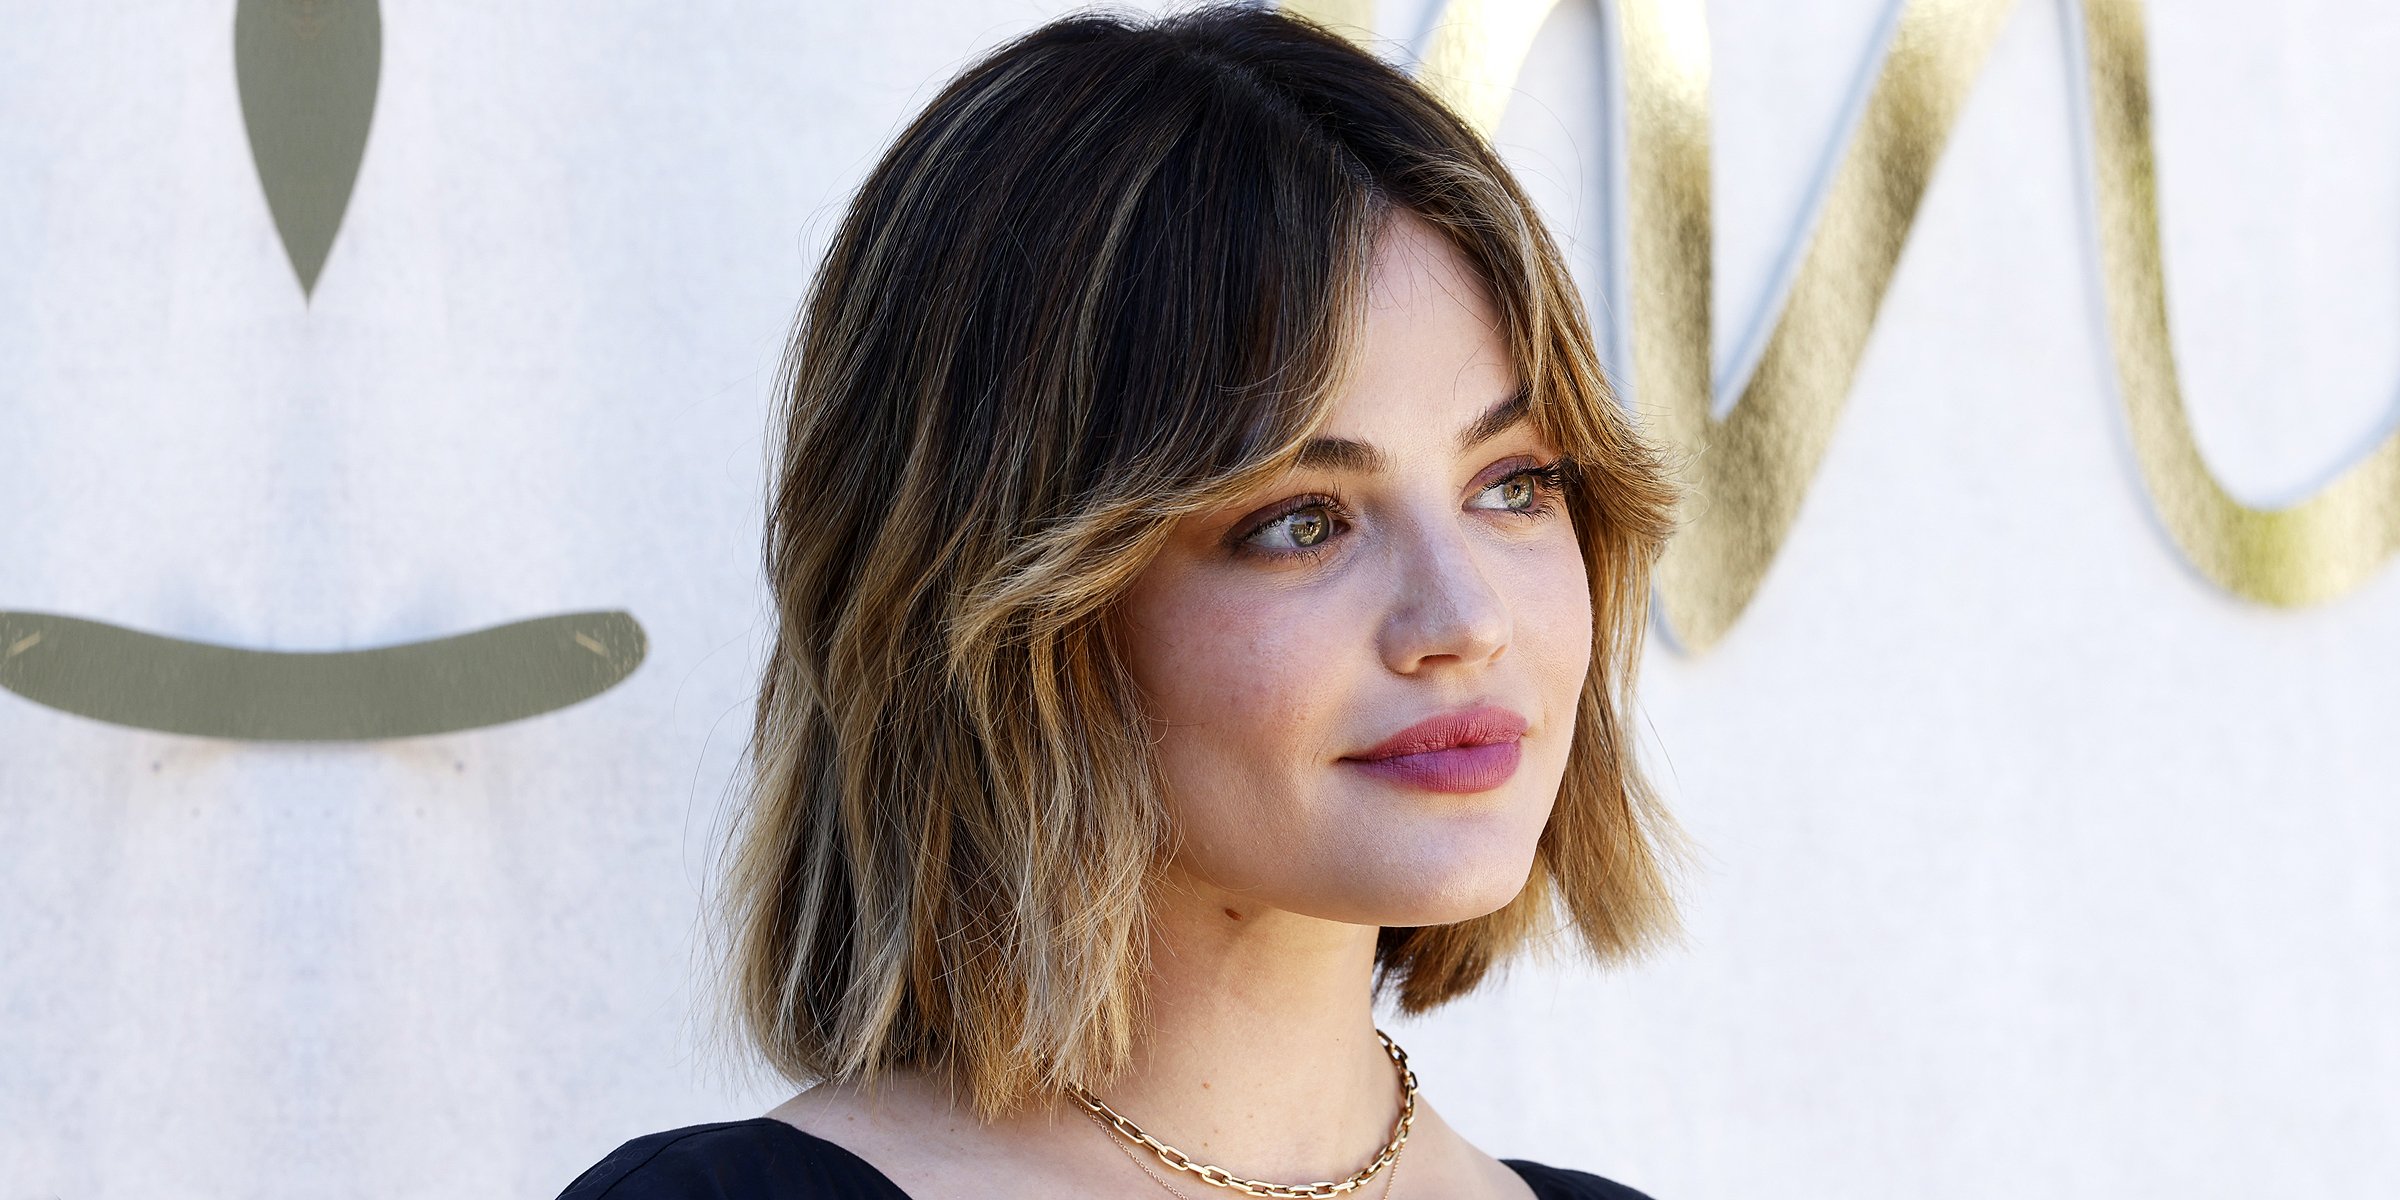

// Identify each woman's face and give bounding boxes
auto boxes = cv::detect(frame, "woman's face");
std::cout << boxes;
[1116,211,1594,929]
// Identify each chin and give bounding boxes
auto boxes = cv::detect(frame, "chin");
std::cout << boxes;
[1290,820,1546,928]
[1375,859,1540,927]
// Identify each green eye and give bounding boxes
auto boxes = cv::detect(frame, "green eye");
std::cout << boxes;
[1288,510,1331,545]
[1239,501,1345,556]
[1471,462,1568,516]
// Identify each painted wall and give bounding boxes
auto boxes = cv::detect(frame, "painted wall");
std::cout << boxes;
[3,1,2394,1197]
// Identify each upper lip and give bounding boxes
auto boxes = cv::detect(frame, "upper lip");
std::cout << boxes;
[1343,704,1529,761]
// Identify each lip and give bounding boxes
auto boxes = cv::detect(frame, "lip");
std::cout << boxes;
[1340,704,1528,794]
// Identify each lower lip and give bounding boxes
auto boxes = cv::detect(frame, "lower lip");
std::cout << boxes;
[1343,740,1522,793]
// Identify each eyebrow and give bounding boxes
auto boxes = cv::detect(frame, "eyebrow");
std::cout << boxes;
[1291,385,1531,473]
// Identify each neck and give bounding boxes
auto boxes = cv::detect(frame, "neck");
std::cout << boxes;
[1071,866,1404,1184]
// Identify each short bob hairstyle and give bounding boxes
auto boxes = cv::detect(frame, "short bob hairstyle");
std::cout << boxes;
[713,3,1691,1120]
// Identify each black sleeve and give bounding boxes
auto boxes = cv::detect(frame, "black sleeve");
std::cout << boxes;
[555,1127,749,1200]
[554,1119,896,1200]
[1502,1157,1661,1200]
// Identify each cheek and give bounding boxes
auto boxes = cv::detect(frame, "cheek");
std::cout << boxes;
[1518,533,1596,703]
[1115,557,1384,904]
[1115,565,1344,793]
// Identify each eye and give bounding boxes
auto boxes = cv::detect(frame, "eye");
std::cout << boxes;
[1468,462,1567,516]
[1244,503,1341,553]
[1491,475,1536,510]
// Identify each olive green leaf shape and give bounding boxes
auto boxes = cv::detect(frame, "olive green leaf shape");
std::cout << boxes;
[0,610,646,741]
[235,0,380,300]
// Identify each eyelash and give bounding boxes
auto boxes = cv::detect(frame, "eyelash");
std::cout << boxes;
[1232,461,1572,564]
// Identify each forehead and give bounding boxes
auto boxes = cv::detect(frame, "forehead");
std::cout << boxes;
[1364,210,1498,320]
[1317,211,1518,441]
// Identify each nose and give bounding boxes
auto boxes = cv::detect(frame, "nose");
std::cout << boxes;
[1375,517,1513,674]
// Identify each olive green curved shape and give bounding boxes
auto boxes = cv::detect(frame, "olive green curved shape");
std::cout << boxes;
[235,0,380,300]
[0,610,646,741]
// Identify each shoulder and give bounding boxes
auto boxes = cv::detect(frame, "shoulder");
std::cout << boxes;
[1502,1157,1661,1200]
[554,1117,911,1200]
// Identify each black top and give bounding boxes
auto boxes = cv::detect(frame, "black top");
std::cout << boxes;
[556,1117,1656,1200]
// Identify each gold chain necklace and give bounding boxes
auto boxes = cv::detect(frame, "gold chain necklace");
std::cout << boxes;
[1069,1028,1419,1199]
[1087,1107,1408,1200]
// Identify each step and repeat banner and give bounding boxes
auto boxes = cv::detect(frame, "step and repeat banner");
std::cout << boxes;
[4,1,2394,1197]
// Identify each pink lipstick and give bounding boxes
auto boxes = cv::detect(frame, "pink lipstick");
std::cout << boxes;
[1340,704,1528,794]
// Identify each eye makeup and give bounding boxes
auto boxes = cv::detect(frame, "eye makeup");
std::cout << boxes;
[1224,458,1572,564]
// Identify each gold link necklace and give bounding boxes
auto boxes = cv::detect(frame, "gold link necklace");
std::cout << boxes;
[1069,1028,1419,1199]
[1087,1107,1407,1200]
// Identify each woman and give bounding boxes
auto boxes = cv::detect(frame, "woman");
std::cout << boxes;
[559,4,1692,1197]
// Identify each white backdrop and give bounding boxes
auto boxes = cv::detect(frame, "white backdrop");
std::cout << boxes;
[3,2,2396,1197]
